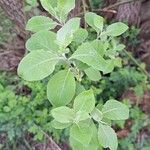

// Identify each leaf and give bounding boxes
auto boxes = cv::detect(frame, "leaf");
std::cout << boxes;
[70,120,93,146]
[26,16,57,32]
[102,59,115,74]
[51,119,71,129]
[51,106,75,123]
[73,89,95,113]
[85,12,104,33]
[47,70,76,106]
[98,123,118,150]
[57,0,75,16]
[115,44,125,51]
[70,120,99,150]
[57,18,80,48]
[26,30,59,52]
[18,50,59,81]
[70,42,106,71]
[91,108,103,122]
[91,40,108,57]
[40,0,57,15]
[75,82,85,97]
[73,28,88,44]
[84,67,101,81]
[102,100,129,120]
[106,22,128,37]
[74,111,90,123]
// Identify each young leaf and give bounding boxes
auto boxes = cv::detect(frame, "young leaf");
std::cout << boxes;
[70,120,99,150]
[18,50,59,81]
[74,111,90,123]
[40,0,57,15]
[51,106,75,123]
[26,30,59,52]
[102,59,115,74]
[98,123,118,150]
[47,70,76,106]
[106,22,128,37]
[51,119,71,129]
[73,28,88,44]
[91,40,108,57]
[85,12,104,33]
[26,16,57,32]
[70,120,93,146]
[75,82,85,96]
[91,108,103,122]
[57,0,75,18]
[57,18,80,48]
[73,89,95,113]
[102,100,129,120]
[84,67,101,81]
[70,42,106,71]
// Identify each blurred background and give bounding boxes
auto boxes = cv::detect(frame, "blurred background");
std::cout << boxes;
[0,0,150,149]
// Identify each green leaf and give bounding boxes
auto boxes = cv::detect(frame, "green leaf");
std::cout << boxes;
[98,123,118,150]
[18,50,59,81]
[91,108,103,122]
[85,12,104,33]
[91,40,108,57]
[57,18,80,48]
[51,119,72,129]
[102,59,115,74]
[47,70,76,106]
[74,111,90,123]
[102,100,129,120]
[75,82,85,96]
[70,120,99,150]
[73,28,88,44]
[115,44,125,51]
[70,120,93,146]
[57,0,75,18]
[40,0,57,15]
[70,42,106,71]
[85,67,101,81]
[73,90,95,113]
[26,30,59,52]
[106,22,128,37]
[51,106,75,123]
[26,16,57,32]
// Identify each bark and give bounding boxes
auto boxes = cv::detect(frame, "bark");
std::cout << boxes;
[116,0,142,26]
[69,0,82,18]
[0,0,26,39]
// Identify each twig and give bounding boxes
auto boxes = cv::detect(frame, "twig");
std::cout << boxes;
[123,49,150,80]
[34,124,62,150]
[81,0,87,28]
[103,0,143,10]
[23,137,33,150]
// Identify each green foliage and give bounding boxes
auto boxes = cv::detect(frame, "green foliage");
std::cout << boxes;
[18,1,130,150]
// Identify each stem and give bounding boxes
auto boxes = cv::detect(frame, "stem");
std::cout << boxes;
[23,137,33,150]
[123,49,150,80]
[34,124,62,150]
[104,0,143,10]
[81,0,87,28]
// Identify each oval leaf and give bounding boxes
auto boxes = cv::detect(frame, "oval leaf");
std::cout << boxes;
[84,67,101,81]
[26,16,57,32]
[51,119,71,129]
[18,50,59,81]
[51,106,75,123]
[70,42,106,71]
[26,30,59,52]
[73,89,95,113]
[106,22,128,37]
[98,123,118,150]
[57,18,80,48]
[47,70,76,106]
[102,100,129,120]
